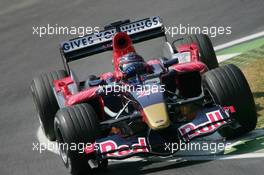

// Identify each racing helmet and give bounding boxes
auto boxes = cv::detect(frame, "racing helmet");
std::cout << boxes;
[119,52,147,78]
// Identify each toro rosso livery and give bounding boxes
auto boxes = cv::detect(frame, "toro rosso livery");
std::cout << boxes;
[31,16,257,175]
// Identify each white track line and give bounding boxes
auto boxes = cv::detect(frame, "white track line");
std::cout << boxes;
[217,53,241,62]
[37,127,59,154]
[214,30,264,51]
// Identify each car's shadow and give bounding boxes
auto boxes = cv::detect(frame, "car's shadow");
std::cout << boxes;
[92,160,209,175]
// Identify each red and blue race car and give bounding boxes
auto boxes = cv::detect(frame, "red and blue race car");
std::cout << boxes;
[31,16,257,175]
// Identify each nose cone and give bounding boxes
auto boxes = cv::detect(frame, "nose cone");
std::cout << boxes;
[143,103,170,130]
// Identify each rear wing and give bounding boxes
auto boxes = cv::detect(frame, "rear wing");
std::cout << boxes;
[60,16,166,73]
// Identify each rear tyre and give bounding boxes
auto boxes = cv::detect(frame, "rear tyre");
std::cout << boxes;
[173,34,218,69]
[54,103,108,175]
[31,70,67,140]
[203,64,257,138]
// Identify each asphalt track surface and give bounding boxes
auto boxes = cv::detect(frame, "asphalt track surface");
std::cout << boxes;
[1,0,264,175]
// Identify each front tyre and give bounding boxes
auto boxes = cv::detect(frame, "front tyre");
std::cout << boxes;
[203,64,257,138]
[54,103,108,175]
[31,70,67,140]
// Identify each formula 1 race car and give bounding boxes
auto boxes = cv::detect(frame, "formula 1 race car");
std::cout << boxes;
[31,16,257,175]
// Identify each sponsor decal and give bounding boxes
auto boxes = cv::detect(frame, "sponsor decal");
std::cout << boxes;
[61,16,162,53]
[99,137,149,157]
[178,109,227,142]
[173,52,191,64]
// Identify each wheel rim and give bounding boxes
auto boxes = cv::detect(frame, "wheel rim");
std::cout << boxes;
[202,85,216,104]
[56,129,68,164]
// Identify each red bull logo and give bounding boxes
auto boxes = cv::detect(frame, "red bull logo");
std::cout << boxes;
[99,137,149,157]
[179,110,227,141]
